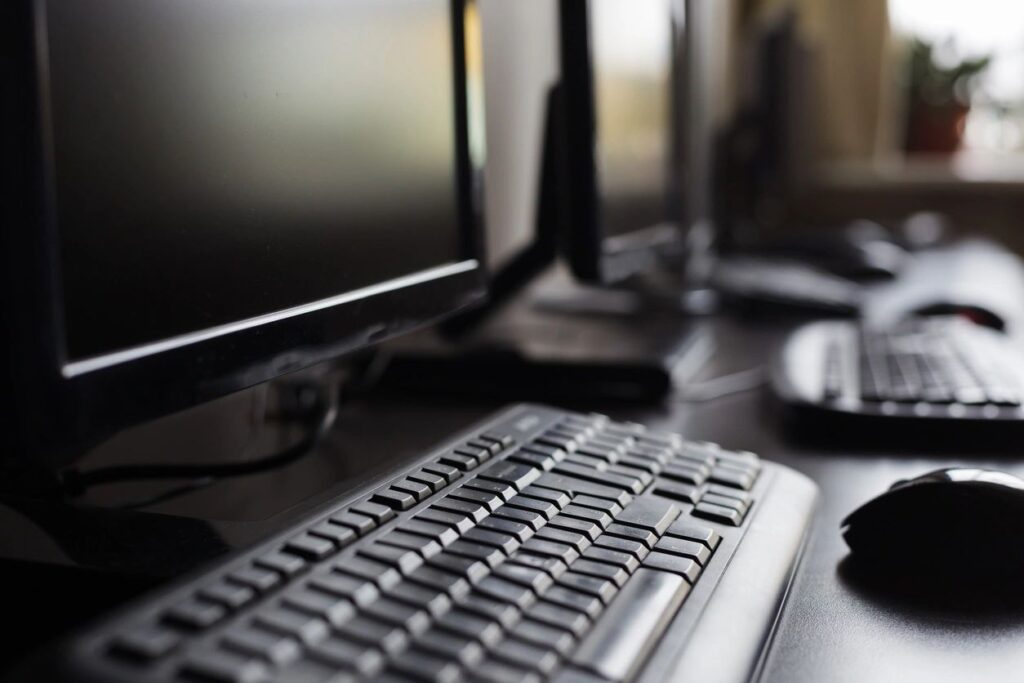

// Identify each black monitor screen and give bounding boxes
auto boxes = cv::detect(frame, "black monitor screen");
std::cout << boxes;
[44,0,462,366]
[590,0,675,243]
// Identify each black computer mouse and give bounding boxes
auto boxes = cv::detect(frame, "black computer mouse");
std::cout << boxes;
[911,301,1006,331]
[842,468,1024,576]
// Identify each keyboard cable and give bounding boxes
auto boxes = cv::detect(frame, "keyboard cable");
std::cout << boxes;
[53,349,392,505]
[675,366,767,403]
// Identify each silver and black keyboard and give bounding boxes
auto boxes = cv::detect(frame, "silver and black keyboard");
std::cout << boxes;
[53,404,817,683]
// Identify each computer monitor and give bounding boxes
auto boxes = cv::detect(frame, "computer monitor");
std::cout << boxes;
[559,0,689,284]
[1,0,484,468]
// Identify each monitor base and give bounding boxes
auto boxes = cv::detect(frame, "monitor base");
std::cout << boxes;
[380,274,713,403]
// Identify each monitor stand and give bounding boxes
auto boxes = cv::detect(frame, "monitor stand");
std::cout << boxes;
[378,266,714,403]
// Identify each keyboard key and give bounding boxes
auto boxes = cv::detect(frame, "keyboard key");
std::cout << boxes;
[445,539,505,567]
[409,470,448,492]
[423,461,463,484]
[393,477,433,502]
[493,563,555,593]
[349,501,396,525]
[479,431,516,449]
[526,602,589,637]
[476,576,537,609]
[391,648,462,683]
[702,492,750,513]
[709,467,755,491]
[463,477,517,502]
[414,629,485,667]
[557,572,617,604]
[571,568,690,681]
[417,507,476,532]
[408,565,472,599]
[376,531,443,558]
[693,501,745,526]
[359,543,425,574]
[221,628,301,666]
[551,464,644,494]
[508,450,559,470]
[560,504,613,528]
[448,487,503,512]
[520,485,572,508]
[661,464,706,486]
[179,649,268,683]
[572,495,624,516]
[653,482,701,505]
[462,527,520,554]
[477,516,533,543]
[199,581,256,611]
[460,592,522,627]
[490,505,547,531]
[308,572,379,607]
[491,637,560,674]
[520,538,580,564]
[109,627,181,661]
[569,559,630,587]
[165,598,227,631]
[427,552,490,583]
[400,519,460,546]
[540,585,602,619]
[431,497,488,523]
[534,473,632,508]
[591,535,650,561]
[227,566,280,594]
[455,445,491,463]
[471,658,543,683]
[582,546,641,573]
[505,552,569,579]
[479,462,542,492]
[654,537,712,567]
[284,534,336,561]
[309,521,357,548]
[253,607,329,645]
[705,483,754,504]
[506,495,559,520]
[281,588,354,626]
[388,581,452,617]
[337,615,410,654]
[330,510,377,536]
[603,523,658,549]
[545,515,602,542]
[511,619,576,655]
[308,636,384,676]
[643,551,702,583]
[615,497,680,535]
[435,608,504,646]
[335,556,402,590]
[533,527,591,554]
[665,520,722,550]
[254,551,306,577]
[438,452,478,471]
[364,597,431,635]
[371,488,418,511]
[466,438,503,456]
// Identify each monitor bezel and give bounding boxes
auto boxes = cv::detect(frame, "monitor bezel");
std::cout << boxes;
[558,0,688,284]
[2,0,485,468]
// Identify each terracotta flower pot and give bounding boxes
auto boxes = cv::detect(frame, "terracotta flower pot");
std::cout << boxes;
[904,101,970,155]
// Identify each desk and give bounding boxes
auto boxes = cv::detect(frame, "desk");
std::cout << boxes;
[5,314,1024,681]
[340,314,1024,683]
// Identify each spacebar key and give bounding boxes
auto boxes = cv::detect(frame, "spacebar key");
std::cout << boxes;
[571,568,689,682]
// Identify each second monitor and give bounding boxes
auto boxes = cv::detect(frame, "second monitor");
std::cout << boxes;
[560,0,690,285]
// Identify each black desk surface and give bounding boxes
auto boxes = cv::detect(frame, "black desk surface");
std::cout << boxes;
[6,313,1024,681]
[336,314,1024,683]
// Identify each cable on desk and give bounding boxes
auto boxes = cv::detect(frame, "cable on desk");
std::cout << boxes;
[59,381,337,499]
[676,366,767,403]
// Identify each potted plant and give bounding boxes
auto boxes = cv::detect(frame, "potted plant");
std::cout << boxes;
[904,38,991,155]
